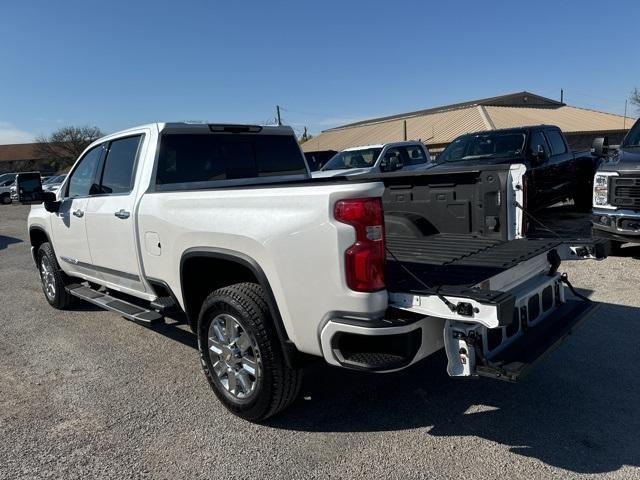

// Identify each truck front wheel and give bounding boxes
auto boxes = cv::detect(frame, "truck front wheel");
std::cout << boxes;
[37,242,76,309]
[197,282,301,421]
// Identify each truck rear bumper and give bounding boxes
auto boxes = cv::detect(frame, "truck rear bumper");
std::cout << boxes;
[319,312,445,372]
[321,276,597,380]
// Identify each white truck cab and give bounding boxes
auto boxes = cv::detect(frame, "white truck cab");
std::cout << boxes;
[313,141,432,178]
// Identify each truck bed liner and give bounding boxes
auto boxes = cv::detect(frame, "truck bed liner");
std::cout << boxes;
[386,234,562,291]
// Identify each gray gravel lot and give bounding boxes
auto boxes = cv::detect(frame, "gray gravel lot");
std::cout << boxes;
[1,204,639,479]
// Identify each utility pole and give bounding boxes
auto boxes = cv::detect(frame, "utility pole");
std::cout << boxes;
[560,88,564,103]
[403,120,407,140]
[624,100,628,129]
[276,105,282,126]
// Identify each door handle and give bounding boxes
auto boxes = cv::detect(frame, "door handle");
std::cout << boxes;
[114,209,130,219]
[72,209,84,218]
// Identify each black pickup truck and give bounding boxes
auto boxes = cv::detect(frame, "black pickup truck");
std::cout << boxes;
[591,118,640,248]
[433,125,596,211]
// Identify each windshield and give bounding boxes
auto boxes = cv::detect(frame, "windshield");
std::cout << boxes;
[321,148,382,171]
[438,132,526,163]
[623,120,640,147]
[0,173,15,184]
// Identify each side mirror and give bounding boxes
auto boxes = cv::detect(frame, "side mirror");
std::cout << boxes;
[534,144,548,163]
[15,172,44,204]
[592,137,609,157]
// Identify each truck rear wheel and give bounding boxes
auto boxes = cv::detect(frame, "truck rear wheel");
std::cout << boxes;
[37,242,76,309]
[197,282,301,421]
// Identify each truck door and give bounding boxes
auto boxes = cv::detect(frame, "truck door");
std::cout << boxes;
[544,128,575,202]
[527,130,554,209]
[84,133,147,294]
[399,144,430,171]
[50,144,104,279]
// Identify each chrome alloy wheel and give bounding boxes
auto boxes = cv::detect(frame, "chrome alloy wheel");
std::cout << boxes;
[39,255,56,300]
[207,313,261,400]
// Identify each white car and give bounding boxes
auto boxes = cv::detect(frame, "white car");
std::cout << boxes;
[17,122,605,421]
[0,173,17,204]
[313,141,432,178]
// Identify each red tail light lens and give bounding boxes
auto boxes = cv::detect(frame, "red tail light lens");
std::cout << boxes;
[334,198,385,292]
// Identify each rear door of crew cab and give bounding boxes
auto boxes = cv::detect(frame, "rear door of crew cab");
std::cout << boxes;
[84,132,147,294]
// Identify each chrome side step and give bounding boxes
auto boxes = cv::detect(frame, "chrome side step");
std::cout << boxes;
[66,284,164,325]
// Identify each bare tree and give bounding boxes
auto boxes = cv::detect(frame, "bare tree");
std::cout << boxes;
[34,126,105,172]
[631,87,640,112]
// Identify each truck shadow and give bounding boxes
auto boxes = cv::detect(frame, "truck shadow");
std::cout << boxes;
[615,244,640,259]
[266,300,640,475]
[0,235,22,250]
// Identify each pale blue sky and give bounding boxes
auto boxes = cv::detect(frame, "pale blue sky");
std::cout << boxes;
[1,0,638,143]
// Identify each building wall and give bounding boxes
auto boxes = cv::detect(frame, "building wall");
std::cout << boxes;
[0,159,57,175]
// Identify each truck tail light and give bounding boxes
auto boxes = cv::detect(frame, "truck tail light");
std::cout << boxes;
[334,198,385,292]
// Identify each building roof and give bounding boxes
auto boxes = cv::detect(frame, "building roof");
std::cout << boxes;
[301,91,635,152]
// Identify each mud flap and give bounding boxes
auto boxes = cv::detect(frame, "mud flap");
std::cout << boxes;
[444,300,599,381]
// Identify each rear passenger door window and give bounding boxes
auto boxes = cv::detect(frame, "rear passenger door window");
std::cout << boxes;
[545,130,567,156]
[401,145,428,166]
[98,135,142,194]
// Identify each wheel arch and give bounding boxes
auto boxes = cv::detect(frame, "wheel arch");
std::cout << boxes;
[29,226,51,265]
[179,247,302,368]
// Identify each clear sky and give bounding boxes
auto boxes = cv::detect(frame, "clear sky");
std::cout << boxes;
[1,0,639,143]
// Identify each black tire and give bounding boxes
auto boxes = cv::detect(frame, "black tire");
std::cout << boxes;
[574,188,592,211]
[610,240,625,256]
[37,242,76,309]
[197,282,302,421]
[1,193,11,205]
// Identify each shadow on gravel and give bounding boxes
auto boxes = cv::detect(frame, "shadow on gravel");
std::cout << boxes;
[267,300,640,475]
[0,235,22,250]
[614,244,640,259]
[527,204,592,239]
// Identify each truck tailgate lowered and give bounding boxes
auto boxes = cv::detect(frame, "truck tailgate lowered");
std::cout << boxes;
[476,300,599,381]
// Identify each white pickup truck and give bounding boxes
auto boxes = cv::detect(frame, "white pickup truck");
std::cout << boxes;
[16,122,607,421]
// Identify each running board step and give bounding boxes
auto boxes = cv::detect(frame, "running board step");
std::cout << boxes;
[150,296,177,313]
[66,284,164,325]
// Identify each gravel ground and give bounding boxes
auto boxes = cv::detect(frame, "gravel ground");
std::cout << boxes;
[1,204,639,480]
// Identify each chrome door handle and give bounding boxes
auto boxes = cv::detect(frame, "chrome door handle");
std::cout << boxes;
[72,209,84,218]
[114,209,130,219]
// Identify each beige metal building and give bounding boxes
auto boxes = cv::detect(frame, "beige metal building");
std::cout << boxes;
[301,92,634,158]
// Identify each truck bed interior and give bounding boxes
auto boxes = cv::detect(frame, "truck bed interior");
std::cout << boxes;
[375,165,561,292]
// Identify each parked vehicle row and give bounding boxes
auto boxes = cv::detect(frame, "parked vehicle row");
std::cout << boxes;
[312,141,432,178]
[15,122,606,421]
[1,173,66,204]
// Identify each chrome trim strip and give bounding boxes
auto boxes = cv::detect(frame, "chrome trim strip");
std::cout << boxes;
[60,256,140,281]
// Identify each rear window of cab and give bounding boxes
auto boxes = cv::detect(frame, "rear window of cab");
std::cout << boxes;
[155,133,307,188]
